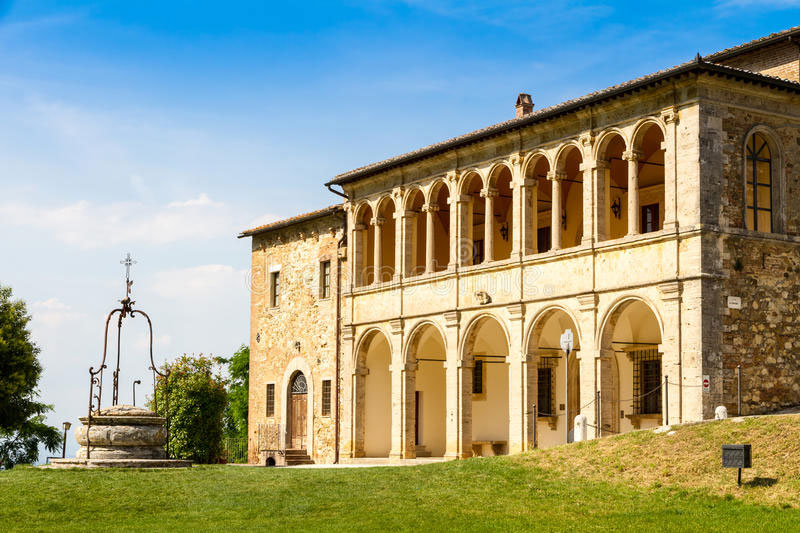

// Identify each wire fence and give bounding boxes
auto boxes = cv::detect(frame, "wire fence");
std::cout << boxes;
[223,436,248,464]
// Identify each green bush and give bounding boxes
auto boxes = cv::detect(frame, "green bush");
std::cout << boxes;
[152,354,227,464]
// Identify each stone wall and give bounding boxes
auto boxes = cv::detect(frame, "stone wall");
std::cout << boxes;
[715,41,800,83]
[247,210,345,464]
[700,77,800,415]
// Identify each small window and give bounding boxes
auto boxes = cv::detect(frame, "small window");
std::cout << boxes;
[641,204,659,234]
[630,348,662,416]
[322,379,331,416]
[320,261,331,299]
[472,240,484,265]
[537,367,553,416]
[472,360,484,394]
[745,132,773,233]
[537,227,551,253]
[270,271,280,307]
[266,383,275,417]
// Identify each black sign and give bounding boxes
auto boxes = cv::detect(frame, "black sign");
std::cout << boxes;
[722,444,752,468]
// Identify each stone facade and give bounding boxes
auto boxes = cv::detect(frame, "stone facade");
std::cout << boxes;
[244,207,344,464]
[243,28,800,464]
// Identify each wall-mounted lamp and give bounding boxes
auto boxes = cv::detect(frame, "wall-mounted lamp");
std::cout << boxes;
[500,222,509,241]
[611,197,622,219]
[294,341,301,352]
[561,212,567,230]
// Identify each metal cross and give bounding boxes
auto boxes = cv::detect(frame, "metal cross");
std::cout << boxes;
[120,253,137,297]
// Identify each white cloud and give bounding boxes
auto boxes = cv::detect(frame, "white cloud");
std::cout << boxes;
[0,195,234,249]
[136,333,172,350]
[31,297,83,327]
[167,193,220,208]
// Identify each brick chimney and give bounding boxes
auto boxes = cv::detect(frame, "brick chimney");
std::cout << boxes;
[515,93,533,118]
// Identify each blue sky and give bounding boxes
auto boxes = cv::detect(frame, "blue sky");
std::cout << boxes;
[1,0,799,459]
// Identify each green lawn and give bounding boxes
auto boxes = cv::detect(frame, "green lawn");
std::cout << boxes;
[1,458,798,531]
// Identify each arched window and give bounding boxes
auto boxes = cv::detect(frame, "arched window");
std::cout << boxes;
[745,132,773,233]
[291,373,308,394]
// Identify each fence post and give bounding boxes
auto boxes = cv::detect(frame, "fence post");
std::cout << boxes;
[737,365,742,416]
[664,375,669,426]
[532,403,537,449]
[596,390,601,438]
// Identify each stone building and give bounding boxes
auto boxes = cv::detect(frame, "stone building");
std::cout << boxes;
[241,27,800,464]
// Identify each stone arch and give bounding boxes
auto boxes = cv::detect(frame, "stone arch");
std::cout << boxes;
[525,305,583,445]
[458,169,486,195]
[594,129,630,241]
[354,203,375,286]
[597,295,665,435]
[594,128,630,160]
[553,141,583,172]
[631,117,666,150]
[403,188,426,276]
[427,179,451,271]
[404,319,447,363]
[629,119,666,234]
[353,327,392,457]
[374,195,397,282]
[742,124,786,234]
[522,150,553,178]
[459,171,487,265]
[487,162,514,261]
[461,313,511,451]
[404,320,447,456]
[553,142,585,248]
[280,356,315,456]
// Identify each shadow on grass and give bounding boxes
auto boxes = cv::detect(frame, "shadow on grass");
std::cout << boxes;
[744,477,778,488]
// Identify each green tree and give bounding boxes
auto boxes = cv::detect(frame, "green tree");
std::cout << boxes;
[218,344,249,440]
[0,285,61,468]
[152,354,227,464]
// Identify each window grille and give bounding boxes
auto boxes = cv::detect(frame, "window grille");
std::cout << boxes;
[266,383,275,417]
[270,271,280,307]
[322,379,331,416]
[537,358,557,416]
[320,261,331,299]
[291,373,307,394]
[472,360,484,394]
[630,348,661,415]
[745,132,773,233]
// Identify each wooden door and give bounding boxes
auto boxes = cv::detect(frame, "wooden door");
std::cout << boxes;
[289,372,308,449]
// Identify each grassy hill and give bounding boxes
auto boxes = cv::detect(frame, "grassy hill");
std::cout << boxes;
[1,415,798,531]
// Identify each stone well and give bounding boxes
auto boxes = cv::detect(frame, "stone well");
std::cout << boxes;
[50,405,191,468]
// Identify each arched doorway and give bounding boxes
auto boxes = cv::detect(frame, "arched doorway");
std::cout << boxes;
[288,372,308,449]
[526,308,581,447]
[464,314,510,456]
[353,329,392,458]
[599,299,663,434]
[407,323,447,457]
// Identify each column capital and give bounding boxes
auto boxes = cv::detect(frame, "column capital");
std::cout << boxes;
[508,153,523,167]
[580,159,608,172]
[401,209,418,219]
[480,187,499,198]
[422,203,440,213]
[506,303,525,321]
[342,324,356,341]
[658,280,682,301]
[390,362,417,373]
[622,149,643,162]
[446,169,460,183]
[448,194,473,205]
[661,107,679,124]
[370,216,386,226]
[443,310,460,328]
[546,170,567,181]
[389,318,404,335]
[576,292,598,311]
[391,186,404,200]
[579,131,595,147]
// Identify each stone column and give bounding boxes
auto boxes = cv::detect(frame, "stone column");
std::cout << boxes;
[658,281,682,425]
[576,293,599,439]
[510,155,524,259]
[446,171,460,270]
[507,304,533,453]
[443,311,471,459]
[580,133,596,246]
[371,216,385,284]
[388,319,415,461]
[597,348,618,436]
[400,211,416,277]
[623,150,641,236]
[481,187,497,263]
[340,325,358,457]
[521,177,537,255]
[423,203,439,274]
[592,160,610,242]
[548,171,565,250]
[661,108,679,231]
[454,195,473,266]
[351,223,366,288]
[392,189,404,281]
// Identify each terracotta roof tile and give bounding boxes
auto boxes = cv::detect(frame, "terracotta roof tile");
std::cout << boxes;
[239,204,343,238]
[704,25,800,62]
